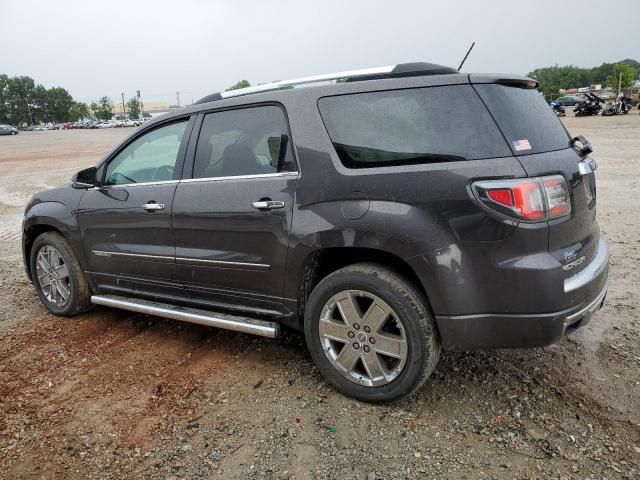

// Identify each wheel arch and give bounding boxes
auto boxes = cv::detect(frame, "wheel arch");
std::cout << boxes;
[295,247,434,329]
[23,221,75,280]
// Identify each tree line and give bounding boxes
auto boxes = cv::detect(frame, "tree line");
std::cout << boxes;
[528,59,639,97]
[0,74,147,126]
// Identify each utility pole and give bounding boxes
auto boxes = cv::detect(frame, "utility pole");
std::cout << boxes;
[176,91,180,108]
[136,90,142,119]
[121,92,127,119]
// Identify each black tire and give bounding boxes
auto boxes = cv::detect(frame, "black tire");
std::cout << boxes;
[304,263,441,402]
[30,231,92,316]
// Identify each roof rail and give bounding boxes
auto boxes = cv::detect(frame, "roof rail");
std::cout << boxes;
[195,62,458,104]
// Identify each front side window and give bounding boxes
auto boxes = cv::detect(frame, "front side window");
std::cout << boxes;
[105,120,188,185]
[192,105,294,179]
[318,85,512,169]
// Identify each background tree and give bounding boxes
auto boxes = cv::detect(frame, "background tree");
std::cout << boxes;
[226,80,250,91]
[69,102,90,121]
[126,97,142,119]
[3,76,36,125]
[0,73,92,125]
[528,59,639,97]
[92,96,113,120]
[606,63,636,91]
[45,87,75,123]
[0,74,9,123]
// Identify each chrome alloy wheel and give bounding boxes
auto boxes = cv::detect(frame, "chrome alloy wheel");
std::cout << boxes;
[318,290,408,387]
[35,245,71,307]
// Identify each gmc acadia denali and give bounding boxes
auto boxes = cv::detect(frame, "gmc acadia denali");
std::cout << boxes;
[22,63,608,402]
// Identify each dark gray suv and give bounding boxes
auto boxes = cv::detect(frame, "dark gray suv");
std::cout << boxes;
[22,63,608,402]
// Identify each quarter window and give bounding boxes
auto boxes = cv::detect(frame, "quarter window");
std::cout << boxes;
[318,86,512,168]
[192,106,294,179]
[105,120,188,185]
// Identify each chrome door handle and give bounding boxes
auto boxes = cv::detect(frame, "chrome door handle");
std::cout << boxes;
[251,200,285,210]
[142,202,165,212]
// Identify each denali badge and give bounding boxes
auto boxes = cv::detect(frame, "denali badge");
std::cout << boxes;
[562,255,586,271]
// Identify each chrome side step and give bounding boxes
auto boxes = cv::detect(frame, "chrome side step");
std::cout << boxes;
[91,294,280,338]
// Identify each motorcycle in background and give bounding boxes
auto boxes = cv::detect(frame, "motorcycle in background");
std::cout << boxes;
[574,93,604,116]
[602,94,633,116]
[550,100,566,117]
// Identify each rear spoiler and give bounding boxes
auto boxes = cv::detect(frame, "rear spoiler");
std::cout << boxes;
[469,74,538,89]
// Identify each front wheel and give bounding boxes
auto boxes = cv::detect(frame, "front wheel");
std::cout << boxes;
[304,263,441,402]
[30,232,92,316]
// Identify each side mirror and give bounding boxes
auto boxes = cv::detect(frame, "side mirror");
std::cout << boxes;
[72,166,98,189]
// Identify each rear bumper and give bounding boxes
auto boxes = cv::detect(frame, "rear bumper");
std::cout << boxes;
[436,240,609,351]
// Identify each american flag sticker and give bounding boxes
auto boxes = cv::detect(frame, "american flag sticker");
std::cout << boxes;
[513,139,532,151]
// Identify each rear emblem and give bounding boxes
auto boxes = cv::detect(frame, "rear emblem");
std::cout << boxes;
[562,256,585,271]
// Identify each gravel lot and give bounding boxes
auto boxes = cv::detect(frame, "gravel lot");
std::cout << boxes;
[0,114,639,479]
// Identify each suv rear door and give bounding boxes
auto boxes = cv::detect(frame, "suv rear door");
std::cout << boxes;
[172,105,298,314]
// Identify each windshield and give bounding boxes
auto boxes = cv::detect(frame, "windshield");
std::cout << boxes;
[474,84,570,156]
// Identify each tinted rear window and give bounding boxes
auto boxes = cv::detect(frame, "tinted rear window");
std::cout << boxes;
[318,85,511,168]
[474,84,570,155]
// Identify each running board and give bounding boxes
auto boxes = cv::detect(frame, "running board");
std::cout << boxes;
[91,294,280,338]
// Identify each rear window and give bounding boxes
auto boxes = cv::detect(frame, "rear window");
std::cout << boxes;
[318,85,511,168]
[474,84,570,156]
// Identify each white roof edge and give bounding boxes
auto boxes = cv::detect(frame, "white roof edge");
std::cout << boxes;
[219,65,395,99]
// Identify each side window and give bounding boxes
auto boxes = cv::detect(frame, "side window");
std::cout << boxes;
[318,86,512,168]
[192,105,294,179]
[105,120,188,185]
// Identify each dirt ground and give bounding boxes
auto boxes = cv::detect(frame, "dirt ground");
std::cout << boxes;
[0,114,638,480]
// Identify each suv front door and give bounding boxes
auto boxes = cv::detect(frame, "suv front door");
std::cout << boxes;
[79,118,193,296]
[172,105,297,314]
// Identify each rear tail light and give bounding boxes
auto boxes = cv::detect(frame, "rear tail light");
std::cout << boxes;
[472,175,571,222]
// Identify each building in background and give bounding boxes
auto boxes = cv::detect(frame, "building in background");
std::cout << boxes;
[112,100,181,119]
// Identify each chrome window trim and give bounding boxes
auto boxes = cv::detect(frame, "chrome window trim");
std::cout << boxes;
[180,171,299,184]
[94,179,180,189]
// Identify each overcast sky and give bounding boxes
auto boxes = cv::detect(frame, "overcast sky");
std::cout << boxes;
[2,0,639,105]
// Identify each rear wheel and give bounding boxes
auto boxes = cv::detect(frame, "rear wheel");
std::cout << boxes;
[30,232,92,316]
[304,263,440,402]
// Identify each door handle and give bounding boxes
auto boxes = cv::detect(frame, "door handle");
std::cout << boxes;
[251,200,285,210]
[142,202,165,212]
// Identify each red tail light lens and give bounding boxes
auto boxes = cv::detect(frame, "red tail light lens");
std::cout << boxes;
[487,189,513,206]
[473,175,571,222]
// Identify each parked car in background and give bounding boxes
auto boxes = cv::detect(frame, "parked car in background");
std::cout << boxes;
[0,124,19,135]
[555,95,585,107]
[130,118,149,126]
[22,62,608,402]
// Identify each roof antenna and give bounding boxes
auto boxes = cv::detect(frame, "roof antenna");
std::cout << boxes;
[457,41,476,71]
